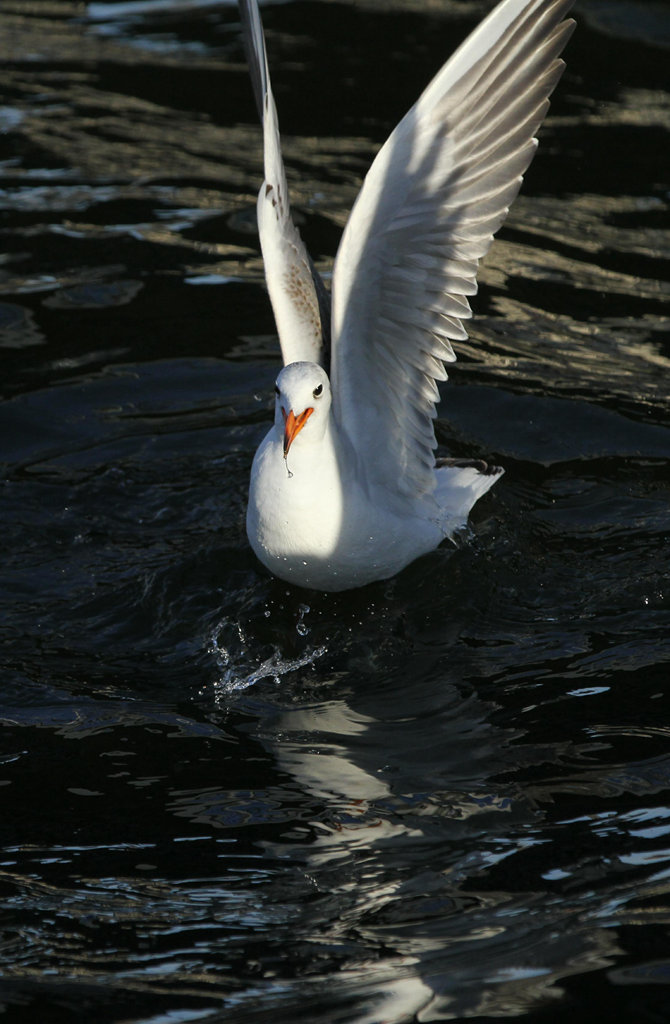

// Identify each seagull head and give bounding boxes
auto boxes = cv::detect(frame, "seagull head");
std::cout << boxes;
[274,361,331,458]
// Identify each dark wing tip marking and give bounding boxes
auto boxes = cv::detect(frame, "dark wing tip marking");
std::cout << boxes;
[239,0,267,123]
[437,457,503,477]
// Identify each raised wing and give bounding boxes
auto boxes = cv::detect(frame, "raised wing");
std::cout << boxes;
[239,0,330,367]
[330,0,575,502]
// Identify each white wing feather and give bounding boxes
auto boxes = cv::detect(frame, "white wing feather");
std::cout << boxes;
[331,0,575,501]
[239,0,329,366]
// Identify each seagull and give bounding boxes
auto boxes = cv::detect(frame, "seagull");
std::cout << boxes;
[241,0,575,592]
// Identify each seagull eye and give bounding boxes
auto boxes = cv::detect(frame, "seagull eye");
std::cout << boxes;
[313,383,323,398]
[274,384,280,397]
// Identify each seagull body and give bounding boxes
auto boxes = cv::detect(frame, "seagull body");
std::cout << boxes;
[241,0,575,591]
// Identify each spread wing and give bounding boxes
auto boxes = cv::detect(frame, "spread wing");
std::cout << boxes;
[239,0,330,367]
[330,0,575,503]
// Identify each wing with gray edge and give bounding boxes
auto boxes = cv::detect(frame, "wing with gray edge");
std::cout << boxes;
[330,0,575,503]
[239,0,330,367]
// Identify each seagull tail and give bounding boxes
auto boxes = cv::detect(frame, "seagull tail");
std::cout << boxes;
[434,457,504,533]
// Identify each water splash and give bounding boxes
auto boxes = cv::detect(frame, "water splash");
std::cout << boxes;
[208,610,326,695]
[296,603,311,637]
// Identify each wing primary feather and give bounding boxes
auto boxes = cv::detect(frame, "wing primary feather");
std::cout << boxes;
[239,0,267,123]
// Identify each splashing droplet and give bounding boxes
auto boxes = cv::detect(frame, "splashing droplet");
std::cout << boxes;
[296,602,311,637]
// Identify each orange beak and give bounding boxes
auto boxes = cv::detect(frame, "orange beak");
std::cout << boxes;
[282,407,314,457]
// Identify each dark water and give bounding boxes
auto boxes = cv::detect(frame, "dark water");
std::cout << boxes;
[1,0,670,1021]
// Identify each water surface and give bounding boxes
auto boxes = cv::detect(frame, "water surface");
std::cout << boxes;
[1,1,670,1021]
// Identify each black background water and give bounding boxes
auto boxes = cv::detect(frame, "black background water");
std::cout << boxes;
[1,1,669,1021]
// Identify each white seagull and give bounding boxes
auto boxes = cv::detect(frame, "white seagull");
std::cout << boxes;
[242,0,575,592]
